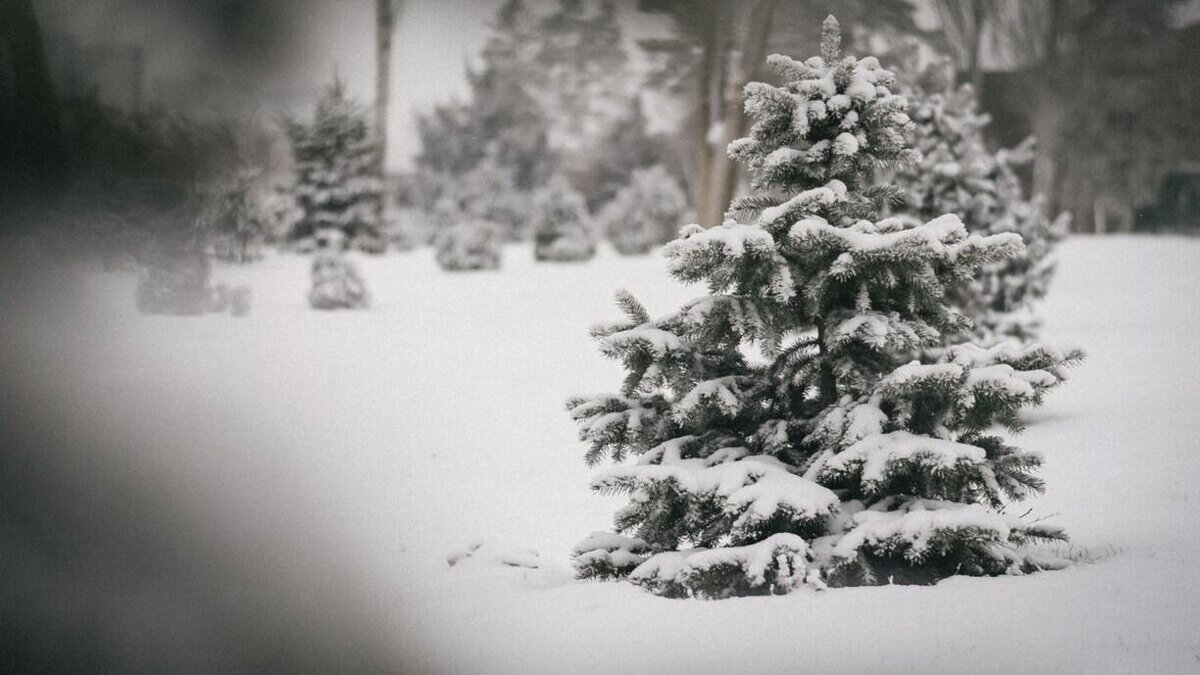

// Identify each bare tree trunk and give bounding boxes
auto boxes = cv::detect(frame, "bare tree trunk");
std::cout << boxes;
[691,13,719,226]
[374,0,398,228]
[707,0,776,226]
[967,0,985,98]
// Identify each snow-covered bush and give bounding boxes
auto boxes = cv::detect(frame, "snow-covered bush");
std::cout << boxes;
[895,64,1069,342]
[284,80,384,254]
[308,231,369,310]
[568,17,1078,599]
[601,165,689,256]
[533,177,595,262]
[435,220,503,271]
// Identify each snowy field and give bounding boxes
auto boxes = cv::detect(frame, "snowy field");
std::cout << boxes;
[5,235,1200,673]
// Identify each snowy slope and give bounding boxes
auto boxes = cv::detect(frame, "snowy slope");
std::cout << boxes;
[7,236,1200,673]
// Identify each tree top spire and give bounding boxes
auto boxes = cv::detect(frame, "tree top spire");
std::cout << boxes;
[821,14,841,62]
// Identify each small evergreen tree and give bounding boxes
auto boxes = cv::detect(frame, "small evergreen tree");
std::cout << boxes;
[600,165,689,255]
[308,230,370,310]
[533,177,595,262]
[285,80,384,253]
[895,64,1069,341]
[568,16,1077,599]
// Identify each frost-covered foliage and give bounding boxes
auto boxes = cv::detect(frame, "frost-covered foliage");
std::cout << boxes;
[601,165,689,256]
[436,220,504,271]
[568,17,1077,599]
[894,64,1069,342]
[533,178,595,262]
[284,80,384,253]
[308,231,369,310]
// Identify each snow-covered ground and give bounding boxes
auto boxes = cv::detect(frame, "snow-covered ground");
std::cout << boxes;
[5,236,1200,673]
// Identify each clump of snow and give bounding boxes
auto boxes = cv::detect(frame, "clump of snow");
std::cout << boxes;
[628,533,816,598]
[833,132,860,156]
[822,431,986,488]
[758,180,848,226]
[594,455,839,528]
[831,499,1019,563]
[600,326,683,357]
[663,221,775,263]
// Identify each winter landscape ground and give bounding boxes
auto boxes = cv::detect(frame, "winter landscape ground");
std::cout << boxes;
[5,235,1200,673]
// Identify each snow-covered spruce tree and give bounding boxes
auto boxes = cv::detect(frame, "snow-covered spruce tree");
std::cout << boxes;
[533,177,595,262]
[308,230,370,310]
[568,16,1073,599]
[435,219,504,271]
[895,64,1069,342]
[600,165,689,255]
[285,79,384,253]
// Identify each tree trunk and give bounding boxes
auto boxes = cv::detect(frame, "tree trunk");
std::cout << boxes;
[374,0,398,227]
[967,0,985,100]
[707,0,776,227]
[690,11,719,227]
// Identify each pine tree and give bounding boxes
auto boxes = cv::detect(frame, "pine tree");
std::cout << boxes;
[600,165,689,255]
[895,63,1069,341]
[285,79,385,253]
[414,0,646,231]
[568,16,1076,599]
[413,0,555,209]
[534,0,632,152]
[532,177,595,262]
[570,98,669,214]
